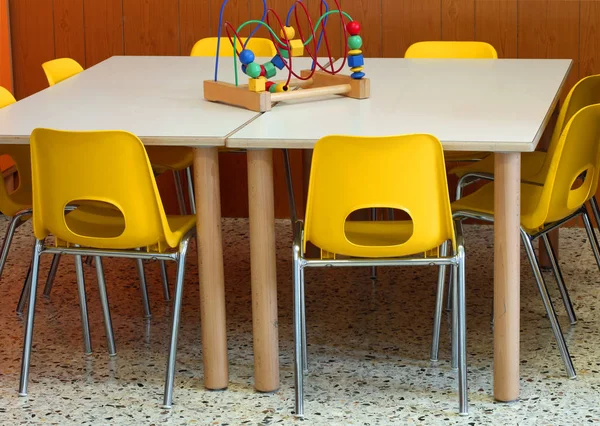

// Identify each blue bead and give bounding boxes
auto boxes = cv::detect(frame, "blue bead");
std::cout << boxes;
[347,54,364,68]
[271,54,285,70]
[351,71,365,79]
[242,64,247,73]
[239,49,255,65]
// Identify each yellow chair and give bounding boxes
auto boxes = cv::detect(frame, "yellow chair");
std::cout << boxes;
[190,36,276,57]
[20,128,196,408]
[41,58,195,217]
[405,41,497,162]
[42,58,84,85]
[449,104,600,381]
[292,134,468,416]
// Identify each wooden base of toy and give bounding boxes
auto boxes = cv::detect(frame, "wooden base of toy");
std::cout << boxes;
[204,70,370,112]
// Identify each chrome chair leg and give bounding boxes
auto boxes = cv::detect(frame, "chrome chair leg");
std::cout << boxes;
[451,262,458,370]
[95,257,116,356]
[160,260,171,301]
[174,170,187,216]
[185,166,196,215]
[292,242,305,417]
[0,211,29,278]
[74,254,93,355]
[431,241,449,362]
[456,245,468,416]
[300,265,308,374]
[370,208,377,279]
[582,207,600,272]
[282,149,297,225]
[42,254,61,297]
[16,262,32,315]
[541,234,576,324]
[446,267,454,312]
[136,257,152,318]
[522,231,576,378]
[590,196,600,232]
[163,236,191,408]
[18,239,43,397]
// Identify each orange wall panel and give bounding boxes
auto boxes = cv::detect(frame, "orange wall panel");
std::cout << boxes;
[0,0,12,91]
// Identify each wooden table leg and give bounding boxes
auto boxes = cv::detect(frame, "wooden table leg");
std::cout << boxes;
[247,149,279,392]
[194,147,228,390]
[494,152,521,402]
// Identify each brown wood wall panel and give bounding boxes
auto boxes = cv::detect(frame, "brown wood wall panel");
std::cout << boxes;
[475,0,517,58]
[9,0,55,99]
[123,0,180,56]
[442,0,474,41]
[381,0,442,57]
[53,0,85,66]
[83,0,124,67]
[517,0,579,92]
[580,1,600,77]
[180,0,212,56]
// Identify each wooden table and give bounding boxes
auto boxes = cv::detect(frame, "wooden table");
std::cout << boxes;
[0,55,319,392]
[227,58,572,400]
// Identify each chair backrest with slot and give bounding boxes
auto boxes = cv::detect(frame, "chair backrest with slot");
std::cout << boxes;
[30,129,178,250]
[42,58,84,86]
[304,134,455,258]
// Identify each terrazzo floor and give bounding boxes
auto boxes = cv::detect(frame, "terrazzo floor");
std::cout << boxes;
[0,217,599,425]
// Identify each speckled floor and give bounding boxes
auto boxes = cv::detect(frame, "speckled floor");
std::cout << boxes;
[0,217,599,425]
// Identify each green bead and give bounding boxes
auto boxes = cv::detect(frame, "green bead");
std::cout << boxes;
[262,62,277,79]
[280,48,289,58]
[246,62,261,78]
[269,83,277,93]
[348,35,363,50]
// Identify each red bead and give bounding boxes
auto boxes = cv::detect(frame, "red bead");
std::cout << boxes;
[265,81,275,90]
[260,65,266,77]
[346,21,361,36]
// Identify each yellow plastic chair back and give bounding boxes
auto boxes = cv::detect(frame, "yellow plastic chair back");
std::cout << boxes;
[526,104,600,230]
[304,135,455,258]
[42,58,84,86]
[0,86,16,107]
[533,75,600,184]
[30,129,181,250]
[0,88,32,216]
[405,41,498,59]
[190,37,276,57]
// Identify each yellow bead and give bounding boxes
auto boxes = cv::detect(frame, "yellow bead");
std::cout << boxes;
[350,66,364,72]
[348,49,362,55]
[248,77,266,92]
[289,39,304,57]
[280,26,296,40]
[274,83,289,93]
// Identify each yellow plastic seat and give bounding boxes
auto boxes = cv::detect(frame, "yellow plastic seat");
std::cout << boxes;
[405,41,497,162]
[42,58,84,86]
[190,36,276,57]
[292,134,468,416]
[41,58,196,214]
[20,128,196,408]
[451,104,600,380]
[451,74,600,192]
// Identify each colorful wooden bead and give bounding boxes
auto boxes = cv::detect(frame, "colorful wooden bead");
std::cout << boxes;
[260,65,266,77]
[350,66,364,73]
[263,61,277,78]
[347,53,364,68]
[289,39,304,57]
[274,83,289,92]
[280,48,290,59]
[271,54,285,70]
[346,21,361,36]
[351,71,365,79]
[245,62,261,78]
[348,35,362,50]
[239,49,255,65]
[348,49,362,56]
[248,77,266,92]
[280,26,296,40]
[268,82,278,93]
[266,81,276,92]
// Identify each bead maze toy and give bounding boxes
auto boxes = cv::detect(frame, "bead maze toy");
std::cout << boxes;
[203,0,370,112]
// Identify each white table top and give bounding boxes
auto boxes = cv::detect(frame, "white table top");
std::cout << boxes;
[227,58,572,152]
[0,55,318,146]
